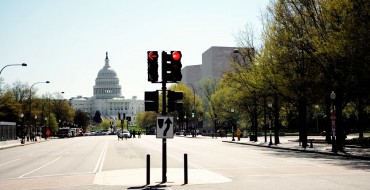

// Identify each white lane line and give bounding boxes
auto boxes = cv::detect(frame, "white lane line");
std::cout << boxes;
[230,158,266,168]
[18,155,63,178]
[93,141,108,173]
[280,159,323,167]
[167,153,206,170]
[98,141,109,173]
[0,158,20,167]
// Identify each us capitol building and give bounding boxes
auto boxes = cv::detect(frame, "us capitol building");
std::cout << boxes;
[69,52,144,125]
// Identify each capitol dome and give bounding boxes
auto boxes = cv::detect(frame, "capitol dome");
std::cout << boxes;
[93,52,122,99]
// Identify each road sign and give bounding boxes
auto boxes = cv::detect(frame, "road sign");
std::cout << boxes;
[46,129,51,136]
[157,116,174,138]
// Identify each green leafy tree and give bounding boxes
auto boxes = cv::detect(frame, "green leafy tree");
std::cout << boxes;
[93,111,103,124]
[74,109,90,131]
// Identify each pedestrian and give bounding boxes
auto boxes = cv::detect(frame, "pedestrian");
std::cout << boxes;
[236,128,241,141]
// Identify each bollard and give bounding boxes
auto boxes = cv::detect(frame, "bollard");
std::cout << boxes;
[310,139,313,148]
[184,154,188,184]
[146,154,150,185]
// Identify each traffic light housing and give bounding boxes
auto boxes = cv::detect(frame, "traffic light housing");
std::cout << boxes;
[167,90,183,112]
[162,51,182,82]
[147,51,158,82]
[145,91,159,112]
[170,51,182,81]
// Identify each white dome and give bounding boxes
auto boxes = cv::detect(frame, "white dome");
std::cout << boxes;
[93,52,122,99]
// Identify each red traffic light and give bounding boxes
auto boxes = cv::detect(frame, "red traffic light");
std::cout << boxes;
[172,51,181,61]
[148,51,158,60]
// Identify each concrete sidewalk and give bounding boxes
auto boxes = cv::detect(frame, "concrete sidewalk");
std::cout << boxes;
[0,137,48,150]
[222,135,370,160]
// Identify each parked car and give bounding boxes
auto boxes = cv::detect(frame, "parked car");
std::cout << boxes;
[58,128,71,138]
[117,130,130,140]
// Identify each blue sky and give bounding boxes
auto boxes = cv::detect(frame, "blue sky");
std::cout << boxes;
[0,0,270,99]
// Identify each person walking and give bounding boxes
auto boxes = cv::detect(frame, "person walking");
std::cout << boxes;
[236,128,241,141]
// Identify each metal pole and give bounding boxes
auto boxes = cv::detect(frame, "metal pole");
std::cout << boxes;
[146,154,150,185]
[264,96,267,142]
[162,80,167,183]
[184,154,188,184]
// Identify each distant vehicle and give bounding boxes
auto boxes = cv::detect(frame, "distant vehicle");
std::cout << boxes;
[58,128,71,138]
[70,128,83,137]
[117,130,130,140]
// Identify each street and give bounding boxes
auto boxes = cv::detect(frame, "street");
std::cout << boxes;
[0,135,370,190]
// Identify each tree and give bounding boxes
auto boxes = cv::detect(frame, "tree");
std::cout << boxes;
[74,109,90,131]
[0,91,21,122]
[93,110,102,124]
[195,77,218,127]
[136,111,157,129]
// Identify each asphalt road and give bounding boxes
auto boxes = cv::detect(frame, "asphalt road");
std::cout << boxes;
[0,135,370,190]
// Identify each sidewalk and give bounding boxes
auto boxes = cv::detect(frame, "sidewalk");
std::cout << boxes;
[222,135,370,160]
[0,137,48,150]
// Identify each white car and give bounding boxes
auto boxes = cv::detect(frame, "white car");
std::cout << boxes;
[117,130,130,140]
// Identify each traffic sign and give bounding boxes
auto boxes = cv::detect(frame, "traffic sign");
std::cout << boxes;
[157,116,174,138]
[46,129,51,136]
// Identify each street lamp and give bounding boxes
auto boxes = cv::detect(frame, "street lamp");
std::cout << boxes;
[29,81,50,140]
[231,109,235,141]
[20,113,25,144]
[330,91,337,153]
[314,105,319,132]
[34,114,37,141]
[184,116,187,136]
[0,63,27,76]
[268,103,273,146]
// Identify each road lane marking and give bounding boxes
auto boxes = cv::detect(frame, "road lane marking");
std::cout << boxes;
[230,158,266,168]
[94,141,109,173]
[0,158,20,167]
[167,153,206,170]
[279,159,323,167]
[18,155,63,178]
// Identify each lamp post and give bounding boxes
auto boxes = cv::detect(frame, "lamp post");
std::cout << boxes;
[0,63,27,76]
[214,114,218,138]
[29,81,50,140]
[268,103,273,146]
[264,97,267,142]
[184,116,187,136]
[314,105,319,132]
[34,115,37,141]
[330,91,337,153]
[231,109,235,141]
[20,113,25,144]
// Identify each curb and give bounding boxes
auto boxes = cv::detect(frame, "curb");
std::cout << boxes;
[222,140,370,161]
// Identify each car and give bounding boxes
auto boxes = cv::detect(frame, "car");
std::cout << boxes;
[58,128,71,138]
[117,130,130,140]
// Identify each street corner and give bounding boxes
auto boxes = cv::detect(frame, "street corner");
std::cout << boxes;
[93,168,231,187]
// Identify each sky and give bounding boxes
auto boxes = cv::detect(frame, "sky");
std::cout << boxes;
[0,0,270,100]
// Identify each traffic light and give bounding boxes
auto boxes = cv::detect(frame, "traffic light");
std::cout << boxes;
[118,112,121,120]
[147,51,158,82]
[162,51,182,82]
[170,51,182,81]
[167,90,183,112]
[145,91,159,112]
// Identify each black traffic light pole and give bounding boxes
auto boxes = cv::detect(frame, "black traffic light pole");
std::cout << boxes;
[162,82,167,183]
[161,51,168,183]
